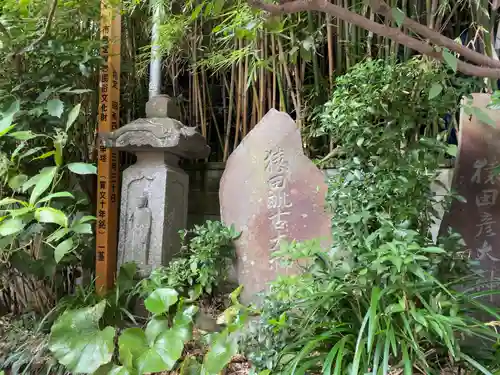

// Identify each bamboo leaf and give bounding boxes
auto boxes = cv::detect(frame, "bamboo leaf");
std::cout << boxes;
[28,167,58,205]
[66,103,81,131]
[391,8,405,27]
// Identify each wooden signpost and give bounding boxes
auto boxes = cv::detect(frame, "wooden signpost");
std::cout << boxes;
[96,0,121,294]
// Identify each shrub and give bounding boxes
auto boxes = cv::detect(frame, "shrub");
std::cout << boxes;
[239,59,500,375]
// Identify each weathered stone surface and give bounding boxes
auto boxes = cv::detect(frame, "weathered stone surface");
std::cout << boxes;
[219,109,332,304]
[118,152,188,277]
[100,117,210,159]
[103,96,209,277]
[440,93,500,305]
[145,94,181,120]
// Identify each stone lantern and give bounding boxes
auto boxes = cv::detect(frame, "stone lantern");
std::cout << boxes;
[100,95,210,276]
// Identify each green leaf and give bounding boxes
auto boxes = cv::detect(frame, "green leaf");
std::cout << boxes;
[48,300,116,374]
[0,217,24,236]
[118,328,149,369]
[28,166,58,205]
[421,246,446,254]
[37,192,75,204]
[118,326,185,374]
[76,215,97,224]
[72,223,93,234]
[8,174,28,190]
[35,207,68,227]
[144,288,178,314]
[0,197,26,207]
[67,162,97,175]
[66,103,81,131]
[139,331,184,373]
[391,7,405,27]
[46,99,64,118]
[32,150,55,161]
[446,144,457,157]
[54,238,74,263]
[428,83,443,100]
[203,332,238,375]
[442,49,458,72]
[0,100,19,133]
[145,317,169,345]
[472,107,496,127]
[8,131,37,140]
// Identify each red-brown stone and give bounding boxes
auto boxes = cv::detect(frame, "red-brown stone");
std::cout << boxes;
[440,93,500,305]
[219,109,332,304]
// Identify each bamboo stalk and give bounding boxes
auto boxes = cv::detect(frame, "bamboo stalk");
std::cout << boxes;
[259,31,265,120]
[271,33,277,109]
[327,12,334,88]
[223,65,235,162]
[242,51,249,137]
[233,38,244,149]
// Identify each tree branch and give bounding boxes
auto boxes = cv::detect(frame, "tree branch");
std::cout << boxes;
[369,0,500,69]
[249,0,500,78]
[17,0,58,55]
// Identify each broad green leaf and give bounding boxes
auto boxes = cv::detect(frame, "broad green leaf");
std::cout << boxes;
[446,144,457,157]
[0,197,26,207]
[173,305,198,340]
[0,100,19,133]
[428,83,443,100]
[46,99,64,118]
[8,174,28,190]
[67,162,97,175]
[35,207,68,227]
[49,300,115,373]
[37,192,75,204]
[118,326,185,374]
[203,332,238,375]
[139,331,184,373]
[66,103,81,131]
[54,238,74,263]
[144,288,178,314]
[8,131,37,140]
[442,49,458,72]
[8,206,33,218]
[28,166,58,205]
[47,228,70,243]
[0,124,15,137]
[118,328,149,370]
[72,223,93,234]
[75,215,97,224]
[145,317,169,345]
[107,366,132,375]
[391,7,405,27]
[0,217,24,236]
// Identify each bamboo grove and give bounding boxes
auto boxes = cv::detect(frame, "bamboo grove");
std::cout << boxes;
[1,0,496,165]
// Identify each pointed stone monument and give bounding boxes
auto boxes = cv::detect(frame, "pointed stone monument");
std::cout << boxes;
[101,95,210,276]
[219,109,332,304]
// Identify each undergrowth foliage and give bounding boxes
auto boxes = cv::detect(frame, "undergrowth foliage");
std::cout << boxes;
[45,221,240,375]
[239,59,500,375]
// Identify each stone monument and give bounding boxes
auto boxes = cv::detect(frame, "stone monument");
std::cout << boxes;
[440,93,500,305]
[219,109,332,304]
[101,95,210,277]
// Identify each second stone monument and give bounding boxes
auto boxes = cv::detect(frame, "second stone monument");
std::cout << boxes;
[101,95,210,276]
